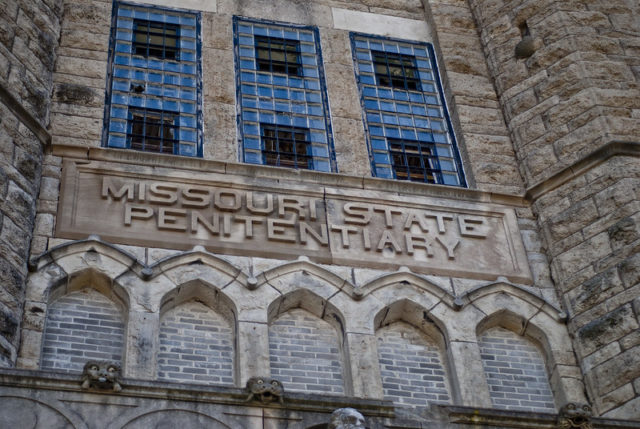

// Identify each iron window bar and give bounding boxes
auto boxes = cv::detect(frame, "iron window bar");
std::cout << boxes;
[133,19,180,60]
[372,50,422,91]
[260,123,312,169]
[388,138,443,183]
[127,108,178,154]
[255,35,302,76]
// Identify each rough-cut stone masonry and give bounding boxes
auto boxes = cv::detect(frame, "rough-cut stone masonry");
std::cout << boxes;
[0,0,63,367]
[478,327,555,413]
[467,0,640,417]
[376,322,451,407]
[157,300,234,385]
[41,288,124,372]
[269,308,345,395]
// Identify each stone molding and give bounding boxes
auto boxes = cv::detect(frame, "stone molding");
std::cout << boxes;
[20,238,584,408]
[525,141,640,202]
[50,143,528,207]
[0,82,51,146]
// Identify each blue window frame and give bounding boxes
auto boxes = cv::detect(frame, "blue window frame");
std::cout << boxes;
[104,2,202,157]
[351,33,466,187]
[234,17,335,172]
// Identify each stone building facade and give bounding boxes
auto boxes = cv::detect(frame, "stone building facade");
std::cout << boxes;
[0,0,639,428]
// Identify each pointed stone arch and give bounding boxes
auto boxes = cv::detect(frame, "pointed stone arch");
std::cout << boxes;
[373,299,453,407]
[157,280,237,386]
[267,289,349,396]
[476,309,558,413]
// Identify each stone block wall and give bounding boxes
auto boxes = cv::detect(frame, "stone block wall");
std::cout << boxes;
[269,308,345,395]
[478,327,555,413]
[157,300,234,385]
[0,0,63,366]
[41,288,124,371]
[376,322,451,407]
[467,0,640,417]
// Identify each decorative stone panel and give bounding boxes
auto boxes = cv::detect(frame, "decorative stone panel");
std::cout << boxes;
[478,327,555,413]
[269,308,345,395]
[376,322,451,407]
[157,300,234,385]
[41,288,124,372]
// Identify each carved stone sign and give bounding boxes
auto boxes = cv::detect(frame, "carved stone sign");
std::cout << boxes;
[57,160,532,283]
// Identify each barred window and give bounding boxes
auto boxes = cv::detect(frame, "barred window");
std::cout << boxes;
[261,124,311,168]
[351,34,466,187]
[104,3,202,157]
[255,36,302,76]
[234,17,335,172]
[373,51,421,91]
[133,20,179,60]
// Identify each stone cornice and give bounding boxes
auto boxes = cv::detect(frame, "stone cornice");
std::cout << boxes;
[50,143,529,208]
[525,141,640,202]
[0,82,51,146]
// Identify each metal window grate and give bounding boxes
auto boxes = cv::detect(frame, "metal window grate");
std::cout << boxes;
[351,34,466,186]
[261,124,311,169]
[133,19,180,60]
[388,139,441,183]
[127,108,178,154]
[105,3,201,157]
[373,51,421,91]
[255,35,302,76]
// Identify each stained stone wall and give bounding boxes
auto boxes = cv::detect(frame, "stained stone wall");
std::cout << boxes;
[467,0,640,417]
[157,300,235,385]
[0,0,63,367]
[269,308,345,395]
[41,288,124,372]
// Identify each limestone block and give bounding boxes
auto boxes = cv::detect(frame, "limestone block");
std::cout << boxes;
[224,280,279,324]
[15,328,41,366]
[598,383,636,415]
[53,250,131,285]
[319,28,351,66]
[577,304,639,357]
[202,48,235,104]
[117,271,176,313]
[345,332,383,399]
[25,262,65,302]
[265,270,340,300]
[592,345,640,396]
[49,113,101,140]
[125,311,159,379]
[332,7,431,41]
[203,102,237,163]
[566,267,624,316]
[162,261,237,290]
[582,341,621,374]
[237,321,270,384]
[202,13,231,50]
[219,0,333,28]
[33,213,54,237]
[324,63,361,120]
[448,340,492,408]
[331,116,371,177]
[54,55,106,80]
[329,292,383,334]
[433,302,483,343]
[556,232,612,278]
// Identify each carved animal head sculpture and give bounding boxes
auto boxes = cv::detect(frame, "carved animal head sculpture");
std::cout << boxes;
[245,377,284,404]
[81,361,122,392]
[328,408,366,429]
[558,402,593,429]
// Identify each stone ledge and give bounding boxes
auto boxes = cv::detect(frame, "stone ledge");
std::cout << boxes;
[526,141,640,202]
[0,368,395,416]
[50,143,528,207]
